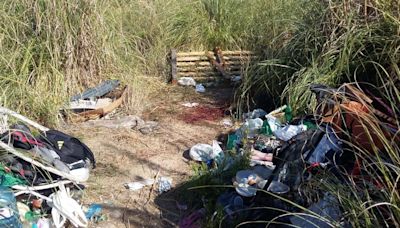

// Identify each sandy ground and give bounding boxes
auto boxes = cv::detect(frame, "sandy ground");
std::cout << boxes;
[63,85,234,227]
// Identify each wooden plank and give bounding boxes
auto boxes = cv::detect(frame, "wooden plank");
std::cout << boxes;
[194,77,221,84]
[177,55,256,62]
[222,55,257,61]
[176,60,251,67]
[70,87,127,123]
[177,72,219,77]
[176,50,254,57]
[178,65,244,72]
[177,61,212,67]
[170,49,177,83]
[177,56,213,61]
[177,51,214,57]
[222,50,254,55]
[177,70,242,77]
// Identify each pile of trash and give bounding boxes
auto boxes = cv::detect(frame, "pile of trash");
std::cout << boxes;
[64,80,159,135]
[0,107,96,227]
[64,80,127,123]
[181,83,399,227]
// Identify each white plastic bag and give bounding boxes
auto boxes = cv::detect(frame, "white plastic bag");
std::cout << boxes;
[189,144,213,161]
[241,118,263,138]
[274,124,307,141]
[195,84,206,93]
[178,77,196,86]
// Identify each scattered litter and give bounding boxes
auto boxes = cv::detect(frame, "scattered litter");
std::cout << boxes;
[138,121,159,135]
[66,80,127,123]
[290,193,341,228]
[189,144,213,162]
[217,192,244,219]
[189,141,224,164]
[307,126,341,163]
[274,124,307,141]
[85,204,103,221]
[84,115,143,129]
[83,116,159,134]
[249,159,275,168]
[195,84,206,93]
[266,105,287,117]
[230,75,242,82]
[37,218,51,228]
[243,109,267,120]
[50,185,88,228]
[182,82,399,227]
[267,181,290,194]
[69,98,113,111]
[237,118,263,138]
[178,77,196,86]
[0,107,94,228]
[0,186,22,227]
[182,102,199,108]
[158,177,172,193]
[234,170,259,197]
[221,118,233,127]
[71,80,120,102]
[124,179,155,191]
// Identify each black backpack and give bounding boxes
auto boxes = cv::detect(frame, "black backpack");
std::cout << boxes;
[40,130,96,168]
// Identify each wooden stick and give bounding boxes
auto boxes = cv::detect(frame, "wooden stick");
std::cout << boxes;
[70,86,128,122]
[170,49,177,83]
[0,107,49,132]
[144,169,160,205]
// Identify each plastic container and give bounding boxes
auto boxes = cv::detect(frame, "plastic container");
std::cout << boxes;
[241,118,263,138]
[267,181,290,194]
[226,134,238,151]
[284,105,293,122]
[0,186,22,228]
[260,120,273,136]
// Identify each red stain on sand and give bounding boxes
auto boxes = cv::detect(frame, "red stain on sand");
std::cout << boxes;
[180,105,225,124]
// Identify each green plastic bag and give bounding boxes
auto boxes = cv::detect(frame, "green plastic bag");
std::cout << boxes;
[284,106,293,123]
[0,165,27,187]
[260,120,273,136]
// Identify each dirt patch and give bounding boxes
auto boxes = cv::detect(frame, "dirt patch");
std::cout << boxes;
[179,105,225,124]
[61,85,234,227]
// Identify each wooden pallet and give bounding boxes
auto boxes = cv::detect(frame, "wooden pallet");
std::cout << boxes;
[170,49,256,83]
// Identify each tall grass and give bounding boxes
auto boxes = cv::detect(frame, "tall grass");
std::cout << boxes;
[0,0,293,125]
[239,0,400,115]
[1,1,399,225]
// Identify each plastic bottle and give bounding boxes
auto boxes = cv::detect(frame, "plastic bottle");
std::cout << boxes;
[0,186,22,228]
[284,105,293,122]
[260,120,273,136]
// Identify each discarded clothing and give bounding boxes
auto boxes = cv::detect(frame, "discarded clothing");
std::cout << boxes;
[290,193,341,228]
[307,126,342,163]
